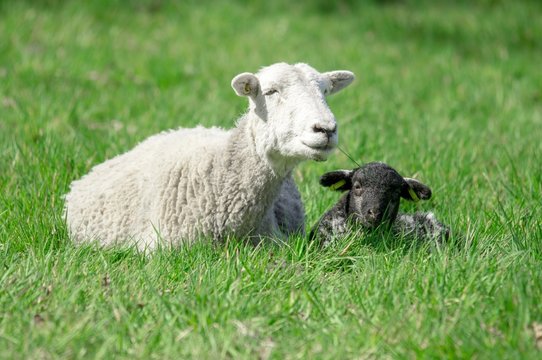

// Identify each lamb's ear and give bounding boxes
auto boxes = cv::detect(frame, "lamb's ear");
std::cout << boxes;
[401,178,432,202]
[319,170,354,192]
[231,73,260,97]
[323,71,355,95]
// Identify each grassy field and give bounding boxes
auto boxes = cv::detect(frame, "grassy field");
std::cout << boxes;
[1,0,542,358]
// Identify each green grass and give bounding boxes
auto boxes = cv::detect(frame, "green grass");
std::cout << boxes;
[1,0,542,358]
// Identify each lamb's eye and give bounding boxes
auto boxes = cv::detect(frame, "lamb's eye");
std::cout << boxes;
[353,183,362,191]
[264,89,278,96]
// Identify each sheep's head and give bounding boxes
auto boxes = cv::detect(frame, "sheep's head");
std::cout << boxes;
[320,162,432,229]
[231,63,354,169]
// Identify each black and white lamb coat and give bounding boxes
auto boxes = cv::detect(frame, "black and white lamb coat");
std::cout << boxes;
[310,162,450,246]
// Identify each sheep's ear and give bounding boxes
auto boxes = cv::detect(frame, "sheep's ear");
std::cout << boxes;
[319,170,354,192]
[231,73,260,97]
[324,71,355,95]
[401,178,432,202]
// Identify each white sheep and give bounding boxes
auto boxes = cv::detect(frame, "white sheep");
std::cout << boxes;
[64,62,355,249]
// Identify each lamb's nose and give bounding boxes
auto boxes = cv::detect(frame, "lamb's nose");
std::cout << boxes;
[366,209,380,221]
[312,124,337,137]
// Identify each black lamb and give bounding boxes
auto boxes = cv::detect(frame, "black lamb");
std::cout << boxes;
[310,162,450,246]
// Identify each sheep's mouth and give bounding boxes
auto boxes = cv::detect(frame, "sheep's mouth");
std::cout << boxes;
[302,141,336,152]
[309,144,334,151]
[302,142,336,161]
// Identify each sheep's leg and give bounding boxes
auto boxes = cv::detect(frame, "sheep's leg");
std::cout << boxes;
[272,175,305,236]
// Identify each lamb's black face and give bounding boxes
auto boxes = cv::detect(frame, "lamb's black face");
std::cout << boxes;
[347,163,405,229]
[320,161,433,231]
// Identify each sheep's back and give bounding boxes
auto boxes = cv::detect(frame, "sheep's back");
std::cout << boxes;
[64,126,230,248]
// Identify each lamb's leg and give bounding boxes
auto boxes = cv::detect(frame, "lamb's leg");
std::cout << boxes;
[393,212,450,242]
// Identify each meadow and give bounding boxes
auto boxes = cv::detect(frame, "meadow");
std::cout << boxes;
[1,0,541,358]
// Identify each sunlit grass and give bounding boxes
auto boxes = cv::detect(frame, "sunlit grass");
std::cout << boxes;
[1,0,541,358]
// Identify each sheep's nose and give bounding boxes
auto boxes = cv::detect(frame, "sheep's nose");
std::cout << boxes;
[312,123,337,137]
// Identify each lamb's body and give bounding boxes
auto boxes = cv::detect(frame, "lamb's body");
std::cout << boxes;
[310,162,449,246]
[393,212,450,241]
[309,194,350,247]
[65,63,354,249]
[310,195,449,246]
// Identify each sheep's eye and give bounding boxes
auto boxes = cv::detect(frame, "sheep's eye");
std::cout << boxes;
[264,89,278,96]
[353,183,362,190]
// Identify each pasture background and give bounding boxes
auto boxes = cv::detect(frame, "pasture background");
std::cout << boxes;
[1,0,541,358]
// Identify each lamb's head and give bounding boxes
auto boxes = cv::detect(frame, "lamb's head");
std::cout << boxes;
[231,63,354,167]
[320,162,432,229]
